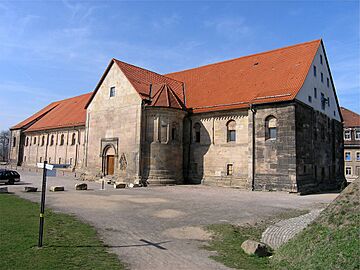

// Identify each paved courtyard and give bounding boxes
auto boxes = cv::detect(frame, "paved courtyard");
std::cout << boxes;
[4,169,338,270]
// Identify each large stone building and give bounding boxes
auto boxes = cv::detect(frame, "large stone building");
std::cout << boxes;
[9,39,345,193]
[341,107,360,182]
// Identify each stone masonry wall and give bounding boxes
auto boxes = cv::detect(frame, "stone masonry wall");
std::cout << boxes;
[21,127,85,169]
[295,102,345,192]
[184,110,249,188]
[85,63,142,182]
[253,103,297,192]
[141,107,186,185]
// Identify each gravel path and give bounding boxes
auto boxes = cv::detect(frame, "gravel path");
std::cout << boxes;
[4,169,337,270]
[261,209,323,250]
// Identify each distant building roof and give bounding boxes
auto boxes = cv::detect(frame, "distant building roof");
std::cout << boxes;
[341,107,360,127]
[12,93,91,132]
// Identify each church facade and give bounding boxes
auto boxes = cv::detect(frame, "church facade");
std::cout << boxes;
[9,39,345,193]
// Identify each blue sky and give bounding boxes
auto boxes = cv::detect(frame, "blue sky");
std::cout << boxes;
[0,0,359,130]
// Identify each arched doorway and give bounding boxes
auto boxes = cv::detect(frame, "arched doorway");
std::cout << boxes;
[103,145,116,176]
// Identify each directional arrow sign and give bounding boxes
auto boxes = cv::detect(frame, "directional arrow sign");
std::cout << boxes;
[37,163,54,170]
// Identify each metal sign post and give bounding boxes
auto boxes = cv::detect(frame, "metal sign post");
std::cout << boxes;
[38,161,47,248]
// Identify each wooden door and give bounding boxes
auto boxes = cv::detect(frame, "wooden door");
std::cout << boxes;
[107,155,115,175]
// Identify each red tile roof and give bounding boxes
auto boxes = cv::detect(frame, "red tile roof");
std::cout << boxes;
[85,59,185,109]
[166,39,321,113]
[10,102,59,130]
[341,107,360,127]
[17,93,92,132]
[14,39,329,132]
[150,83,184,109]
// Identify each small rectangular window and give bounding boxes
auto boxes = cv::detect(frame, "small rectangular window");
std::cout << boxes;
[228,130,236,142]
[308,96,312,103]
[321,72,324,83]
[70,158,73,165]
[320,55,323,65]
[269,127,277,139]
[195,131,200,143]
[313,65,317,77]
[49,157,51,163]
[345,152,351,161]
[110,86,116,97]
[59,157,61,164]
[327,78,330,87]
[39,157,42,163]
[355,130,360,140]
[321,93,325,110]
[356,152,360,161]
[314,87,317,98]
[227,164,233,176]
[344,130,351,140]
[345,167,352,175]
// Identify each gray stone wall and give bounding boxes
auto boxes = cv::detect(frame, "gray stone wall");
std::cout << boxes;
[252,103,297,192]
[9,129,22,165]
[295,102,345,192]
[184,110,249,188]
[85,63,142,182]
[21,127,85,168]
[141,107,186,185]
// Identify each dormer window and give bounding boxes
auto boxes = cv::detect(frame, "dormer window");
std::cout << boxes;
[110,86,116,97]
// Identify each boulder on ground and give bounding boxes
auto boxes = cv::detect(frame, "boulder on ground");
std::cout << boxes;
[24,186,38,192]
[241,239,271,257]
[49,186,65,192]
[75,183,87,190]
[0,187,8,193]
[114,183,126,189]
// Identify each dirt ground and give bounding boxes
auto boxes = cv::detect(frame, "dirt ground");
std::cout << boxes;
[4,169,338,270]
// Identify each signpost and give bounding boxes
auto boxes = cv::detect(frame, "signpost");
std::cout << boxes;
[36,162,56,248]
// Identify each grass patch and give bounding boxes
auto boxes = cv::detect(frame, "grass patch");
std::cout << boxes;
[271,181,360,270]
[204,209,308,270]
[0,194,125,270]
[205,182,360,270]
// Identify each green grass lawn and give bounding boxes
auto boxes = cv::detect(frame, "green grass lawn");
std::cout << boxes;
[271,181,360,270]
[0,194,125,270]
[205,182,360,270]
[204,210,308,270]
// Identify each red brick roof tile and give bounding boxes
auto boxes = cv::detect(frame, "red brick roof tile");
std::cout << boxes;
[10,102,59,130]
[23,93,92,132]
[341,107,360,127]
[166,39,321,113]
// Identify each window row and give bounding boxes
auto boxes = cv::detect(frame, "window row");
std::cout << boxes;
[344,129,360,141]
[193,116,277,143]
[313,63,330,88]
[344,152,360,162]
[25,133,80,147]
[23,156,74,165]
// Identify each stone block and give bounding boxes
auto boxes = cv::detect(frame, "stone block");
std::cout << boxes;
[50,186,65,192]
[114,182,126,189]
[75,183,87,190]
[0,187,8,193]
[24,186,38,192]
[241,240,271,257]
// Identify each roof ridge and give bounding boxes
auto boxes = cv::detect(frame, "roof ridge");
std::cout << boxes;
[166,39,322,76]
[53,92,92,103]
[341,107,360,116]
[113,58,184,85]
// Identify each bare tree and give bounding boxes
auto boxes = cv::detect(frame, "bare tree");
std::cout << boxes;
[0,130,10,162]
